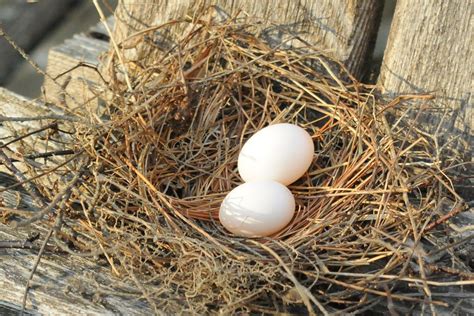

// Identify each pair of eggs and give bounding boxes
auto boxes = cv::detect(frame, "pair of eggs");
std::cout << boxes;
[219,123,314,237]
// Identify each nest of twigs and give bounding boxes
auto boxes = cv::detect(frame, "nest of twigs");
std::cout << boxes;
[7,13,472,314]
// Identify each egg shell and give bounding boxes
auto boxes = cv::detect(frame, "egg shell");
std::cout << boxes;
[219,180,295,237]
[238,123,314,185]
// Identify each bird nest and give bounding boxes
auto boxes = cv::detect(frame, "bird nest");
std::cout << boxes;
[5,14,472,314]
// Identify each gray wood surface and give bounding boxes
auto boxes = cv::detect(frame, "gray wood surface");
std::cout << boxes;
[113,0,383,79]
[43,20,112,111]
[0,220,150,316]
[0,0,77,84]
[378,0,473,157]
[0,87,69,178]
[0,88,152,315]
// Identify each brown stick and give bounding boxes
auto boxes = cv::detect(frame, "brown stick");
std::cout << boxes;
[20,227,54,315]
[0,148,46,208]
[424,203,468,232]
[0,122,58,149]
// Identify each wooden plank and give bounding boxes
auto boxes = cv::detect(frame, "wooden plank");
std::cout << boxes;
[0,87,71,185]
[43,20,113,111]
[0,0,78,84]
[113,0,383,79]
[0,86,73,208]
[378,0,472,156]
[0,222,150,316]
[0,300,37,316]
[0,88,152,315]
[43,34,108,112]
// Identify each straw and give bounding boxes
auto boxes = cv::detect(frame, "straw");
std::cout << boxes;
[3,10,470,314]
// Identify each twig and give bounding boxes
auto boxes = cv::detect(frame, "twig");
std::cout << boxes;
[92,0,133,92]
[23,149,77,160]
[0,122,58,149]
[424,203,468,232]
[20,227,53,315]
[0,114,79,122]
[0,240,35,249]
[425,263,474,279]
[0,148,46,208]
[0,26,82,113]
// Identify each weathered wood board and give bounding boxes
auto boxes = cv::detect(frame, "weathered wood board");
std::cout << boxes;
[0,87,71,190]
[0,0,78,84]
[42,18,113,113]
[43,1,384,109]
[42,34,108,114]
[0,88,152,315]
[378,0,473,158]
[113,0,383,79]
[0,222,152,316]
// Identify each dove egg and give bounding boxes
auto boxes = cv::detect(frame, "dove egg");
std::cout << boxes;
[238,123,314,185]
[219,180,295,237]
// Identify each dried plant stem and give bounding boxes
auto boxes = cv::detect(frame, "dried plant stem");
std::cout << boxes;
[424,202,468,232]
[92,0,132,92]
[0,148,46,208]
[20,226,54,316]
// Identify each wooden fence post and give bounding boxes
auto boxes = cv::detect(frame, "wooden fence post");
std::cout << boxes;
[112,0,383,79]
[378,0,472,157]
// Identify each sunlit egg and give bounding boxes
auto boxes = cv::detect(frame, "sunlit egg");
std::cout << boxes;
[219,180,295,237]
[238,123,314,185]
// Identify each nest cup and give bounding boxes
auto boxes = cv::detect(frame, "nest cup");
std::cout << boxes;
[22,12,465,314]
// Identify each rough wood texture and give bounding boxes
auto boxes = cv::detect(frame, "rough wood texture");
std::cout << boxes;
[43,19,113,111]
[0,87,70,182]
[0,88,152,315]
[0,0,78,84]
[0,222,151,316]
[43,34,108,112]
[378,0,473,156]
[113,0,383,79]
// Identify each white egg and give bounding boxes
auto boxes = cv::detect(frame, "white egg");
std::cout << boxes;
[219,180,295,237]
[238,123,314,185]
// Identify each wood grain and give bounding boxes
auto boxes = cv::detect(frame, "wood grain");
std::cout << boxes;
[378,0,473,156]
[0,222,151,316]
[0,88,71,182]
[43,34,109,112]
[42,18,114,111]
[0,88,152,315]
[113,0,383,79]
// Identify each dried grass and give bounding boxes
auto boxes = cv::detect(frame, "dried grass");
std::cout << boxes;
[5,12,473,314]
